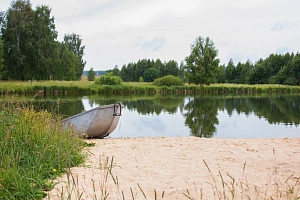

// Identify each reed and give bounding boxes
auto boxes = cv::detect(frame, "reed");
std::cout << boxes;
[1,81,300,96]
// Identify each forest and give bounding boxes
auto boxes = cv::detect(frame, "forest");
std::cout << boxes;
[0,0,299,86]
[108,51,300,86]
[0,0,85,81]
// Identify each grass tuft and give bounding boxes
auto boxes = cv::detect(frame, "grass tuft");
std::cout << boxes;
[0,98,87,199]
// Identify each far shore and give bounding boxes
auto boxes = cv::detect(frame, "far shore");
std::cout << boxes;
[46,136,300,200]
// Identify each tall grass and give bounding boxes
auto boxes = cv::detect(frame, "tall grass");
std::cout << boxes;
[0,98,88,199]
[1,81,300,95]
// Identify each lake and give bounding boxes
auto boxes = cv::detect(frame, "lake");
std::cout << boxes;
[3,94,300,138]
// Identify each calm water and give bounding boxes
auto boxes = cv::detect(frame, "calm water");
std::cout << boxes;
[4,94,300,138]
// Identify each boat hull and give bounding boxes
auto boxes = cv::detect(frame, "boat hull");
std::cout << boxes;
[62,103,122,138]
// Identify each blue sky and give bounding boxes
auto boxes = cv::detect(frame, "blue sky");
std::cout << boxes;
[1,0,299,71]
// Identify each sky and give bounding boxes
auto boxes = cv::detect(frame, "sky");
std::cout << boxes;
[1,0,300,71]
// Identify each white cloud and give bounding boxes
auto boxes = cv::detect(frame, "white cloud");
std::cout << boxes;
[1,0,300,70]
[134,36,167,51]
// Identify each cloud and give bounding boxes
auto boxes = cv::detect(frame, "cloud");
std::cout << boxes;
[276,47,290,54]
[271,22,288,32]
[134,36,167,51]
[270,21,299,32]
[2,0,300,70]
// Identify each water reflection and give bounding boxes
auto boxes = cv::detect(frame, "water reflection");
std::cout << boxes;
[1,94,299,138]
[183,96,219,138]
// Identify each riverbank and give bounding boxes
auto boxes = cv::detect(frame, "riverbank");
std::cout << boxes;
[1,81,300,95]
[46,137,300,200]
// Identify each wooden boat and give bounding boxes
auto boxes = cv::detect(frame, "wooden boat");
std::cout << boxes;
[62,102,122,138]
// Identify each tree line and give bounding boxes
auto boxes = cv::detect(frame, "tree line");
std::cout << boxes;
[218,52,300,85]
[0,1,299,86]
[0,0,86,81]
[106,59,185,82]
[104,36,299,86]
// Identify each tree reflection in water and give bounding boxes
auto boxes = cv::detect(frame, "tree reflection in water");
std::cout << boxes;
[183,96,219,138]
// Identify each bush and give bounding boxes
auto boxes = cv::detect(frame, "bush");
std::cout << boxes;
[94,72,123,85]
[153,75,184,86]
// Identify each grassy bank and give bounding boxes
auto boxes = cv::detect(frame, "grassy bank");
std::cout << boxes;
[1,81,300,96]
[0,99,89,199]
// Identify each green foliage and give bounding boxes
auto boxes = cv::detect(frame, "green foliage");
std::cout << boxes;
[139,76,144,82]
[0,37,4,79]
[119,58,183,82]
[220,53,298,85]
[88,67,95,81]
[94,72,123,85]
[225,59,236,83]
[1,0,34,80]
[153,75,184,86]
[61,47,77,80]
[185,36,220,86]
[1,1,59,80]
[248,64,268,84]
[106,66,120,76]
[143,67,159,82]
[0,100,86,199]
[216,64,226,83]
[63,33,86,80]
[0,2,85,81]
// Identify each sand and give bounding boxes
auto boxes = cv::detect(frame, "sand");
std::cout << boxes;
[46,137,300,200]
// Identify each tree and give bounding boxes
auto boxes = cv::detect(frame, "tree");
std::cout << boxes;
[286,53,300,85]
[183,97,219,138]
[88,67,95,81]
[178,60,185,80]
[242,60,253,84]
[28,5,58,80]
[61,47,77,80]
[184,36,220,86]
[1,0,59,80]
[0,37,4,79]
[1,0,34,80]
[248,63,268,84]
[107,65,120,76]
[62,33,86,80]
[143,67,159,82]
[165,60,179,76]
[154,59,165,77]
[216,64,226,83]
[225,59,235,83]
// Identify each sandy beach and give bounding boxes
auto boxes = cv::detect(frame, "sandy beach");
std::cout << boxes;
[47,137,300,200]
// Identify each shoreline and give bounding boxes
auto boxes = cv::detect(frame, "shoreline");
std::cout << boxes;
[46,137,300,199]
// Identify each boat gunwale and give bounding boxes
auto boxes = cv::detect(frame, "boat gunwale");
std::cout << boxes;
[61,104,118,122]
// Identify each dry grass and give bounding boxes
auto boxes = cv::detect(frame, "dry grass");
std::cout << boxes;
[46,155,300,200]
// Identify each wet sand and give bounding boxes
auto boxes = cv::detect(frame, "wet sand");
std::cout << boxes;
[47,137,300,200]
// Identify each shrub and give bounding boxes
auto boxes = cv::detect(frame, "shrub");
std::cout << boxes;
[153,75,184,86]
[94,72,123,85]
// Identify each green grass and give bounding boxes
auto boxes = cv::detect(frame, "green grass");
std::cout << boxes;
[0,98,89,200]
[1,80,300,95]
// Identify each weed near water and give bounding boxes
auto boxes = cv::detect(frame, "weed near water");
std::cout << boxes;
[0,99,88,199]
[48,154,300,200]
